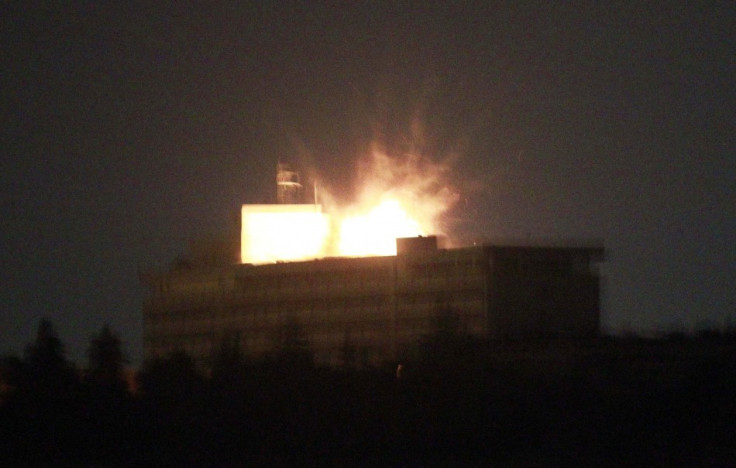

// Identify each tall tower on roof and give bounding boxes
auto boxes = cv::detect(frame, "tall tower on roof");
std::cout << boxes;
[276,162,302,204]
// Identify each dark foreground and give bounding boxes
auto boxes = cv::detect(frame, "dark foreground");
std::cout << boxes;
[2,336,735,466]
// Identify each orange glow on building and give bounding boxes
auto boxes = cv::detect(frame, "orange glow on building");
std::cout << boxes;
[241,204,330,264]
[337,198,425,256]
[240,199,426,263]
[242,149,458,263]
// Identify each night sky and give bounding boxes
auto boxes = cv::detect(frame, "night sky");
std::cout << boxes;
[2,2,734,366]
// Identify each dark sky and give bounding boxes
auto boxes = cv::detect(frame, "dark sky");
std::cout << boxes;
[2,2,734,365]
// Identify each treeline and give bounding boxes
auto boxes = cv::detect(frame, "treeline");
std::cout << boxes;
[0,320,137,465]
[2,319,736,465]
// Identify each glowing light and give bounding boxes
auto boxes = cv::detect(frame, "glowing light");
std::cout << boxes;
[241,205,329,264]
[329,146,457,257]
[337,199,424,256]
[241,147,458,263]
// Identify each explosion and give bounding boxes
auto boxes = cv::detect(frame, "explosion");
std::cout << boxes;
[241,147,457,263]
[332,147,457,256]
[337,198,423,256]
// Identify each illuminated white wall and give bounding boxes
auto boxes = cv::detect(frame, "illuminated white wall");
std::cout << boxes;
[241,204,330,264]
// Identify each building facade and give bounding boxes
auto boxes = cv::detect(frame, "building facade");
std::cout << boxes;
[142,237,603,368]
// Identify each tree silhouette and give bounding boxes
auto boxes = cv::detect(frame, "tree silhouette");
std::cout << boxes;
[23,318,77,396]
[86,325,127,394]
[26,319,65,368]
[136,351,208,465]
[0,319,86,464]
[81,326,138,465]
[138,350,204,407]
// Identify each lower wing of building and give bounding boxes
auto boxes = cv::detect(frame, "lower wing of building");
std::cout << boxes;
[141,238,604,368]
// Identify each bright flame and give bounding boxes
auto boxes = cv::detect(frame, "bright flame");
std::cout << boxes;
[241,205,329,264]
[338,199,424,256]
[241,147,458,263]
[330,147,457,257]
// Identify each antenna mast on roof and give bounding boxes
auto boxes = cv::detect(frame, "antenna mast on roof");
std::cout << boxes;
[276,162,302,204]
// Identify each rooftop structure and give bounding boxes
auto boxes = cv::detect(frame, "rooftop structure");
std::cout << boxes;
[276,162,302,204]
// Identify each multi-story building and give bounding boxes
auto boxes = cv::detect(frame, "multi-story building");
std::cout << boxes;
[142,236,603,368]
